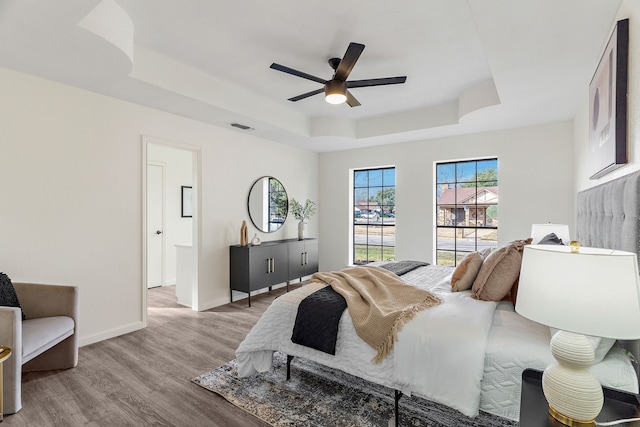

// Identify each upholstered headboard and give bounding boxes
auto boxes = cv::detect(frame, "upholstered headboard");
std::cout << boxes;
[576,170,640,378]
[576,170,640,258]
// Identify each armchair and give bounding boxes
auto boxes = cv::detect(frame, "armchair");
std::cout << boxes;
[0,282,78,414]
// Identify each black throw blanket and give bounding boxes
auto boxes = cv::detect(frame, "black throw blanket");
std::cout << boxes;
[291,261,430,355]
[379,260,429,276]
[291,286,347,355]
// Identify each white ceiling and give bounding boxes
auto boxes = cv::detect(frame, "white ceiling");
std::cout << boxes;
[0,0,622,152]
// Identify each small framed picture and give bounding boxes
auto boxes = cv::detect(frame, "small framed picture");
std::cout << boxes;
[181,186,192,218]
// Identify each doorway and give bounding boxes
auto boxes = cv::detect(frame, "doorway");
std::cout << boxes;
[142,136,200,326]
[146,161,165,288]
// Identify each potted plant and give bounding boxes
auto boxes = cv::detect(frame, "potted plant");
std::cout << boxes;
[290,198,317,240]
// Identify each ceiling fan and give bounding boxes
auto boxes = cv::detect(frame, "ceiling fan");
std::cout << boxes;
[270,42,407,107]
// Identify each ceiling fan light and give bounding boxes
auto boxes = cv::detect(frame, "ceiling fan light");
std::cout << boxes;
[325,80,347,104]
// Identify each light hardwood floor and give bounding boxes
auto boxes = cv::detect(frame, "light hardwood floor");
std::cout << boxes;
[4,285,299,427]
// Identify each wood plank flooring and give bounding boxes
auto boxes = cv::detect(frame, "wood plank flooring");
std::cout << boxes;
[4,285,300,427]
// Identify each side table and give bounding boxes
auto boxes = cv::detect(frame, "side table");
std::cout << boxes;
[0,346,12,422]
[520,368,640,426]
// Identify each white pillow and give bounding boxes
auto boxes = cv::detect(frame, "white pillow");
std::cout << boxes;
[549,328,616,364]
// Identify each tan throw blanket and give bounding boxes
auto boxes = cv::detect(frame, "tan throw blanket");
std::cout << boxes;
[311,265,441,363]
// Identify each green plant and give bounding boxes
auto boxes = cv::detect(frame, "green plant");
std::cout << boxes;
[290,198,317,222]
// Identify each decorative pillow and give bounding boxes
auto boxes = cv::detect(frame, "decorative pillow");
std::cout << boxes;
[480,247,493,258]
[451,252,484,292]
[472,241,528,301]
[538,232,564,245]
[509,277,519,306]
[549,328,616,364]
[0,272,25,320]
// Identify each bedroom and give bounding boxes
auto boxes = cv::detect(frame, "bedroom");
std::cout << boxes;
[1,0,640,425]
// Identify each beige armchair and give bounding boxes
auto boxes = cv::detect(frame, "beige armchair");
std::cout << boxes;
[0,283,78,414]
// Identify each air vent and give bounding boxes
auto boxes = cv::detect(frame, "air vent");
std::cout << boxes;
[230,123,254,131]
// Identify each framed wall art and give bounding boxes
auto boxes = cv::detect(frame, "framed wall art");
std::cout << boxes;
[589,18,629,180]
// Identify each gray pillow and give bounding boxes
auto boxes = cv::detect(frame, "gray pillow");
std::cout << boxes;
[538,232,564,245]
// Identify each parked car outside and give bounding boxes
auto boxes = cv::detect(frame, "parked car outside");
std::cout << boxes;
[360,212,378,219]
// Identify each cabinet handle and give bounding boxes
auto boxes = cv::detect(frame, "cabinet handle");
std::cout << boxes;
[305,252,308,265]
[301,253,304,266]
[266,258,271,273]
[272,258,275,273]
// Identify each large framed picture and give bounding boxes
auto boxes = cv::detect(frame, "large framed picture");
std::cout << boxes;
[589,19,629,180]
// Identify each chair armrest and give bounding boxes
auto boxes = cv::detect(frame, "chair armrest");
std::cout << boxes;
[13,283,78,321]
[0,307,21,352]
[0,307,22,413]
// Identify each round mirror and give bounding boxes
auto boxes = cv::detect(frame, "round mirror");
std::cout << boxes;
[247,176,288,233]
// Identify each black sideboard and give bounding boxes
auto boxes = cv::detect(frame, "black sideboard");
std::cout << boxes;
[230,238,318,306]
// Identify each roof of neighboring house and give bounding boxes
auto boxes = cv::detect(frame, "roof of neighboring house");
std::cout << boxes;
[354,201,380,211]
[437,186,498,205]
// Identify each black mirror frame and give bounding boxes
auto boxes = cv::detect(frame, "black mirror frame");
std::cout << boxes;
[247,176,288,233]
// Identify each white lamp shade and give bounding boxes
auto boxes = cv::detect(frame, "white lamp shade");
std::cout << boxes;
[516,245,640,339]
[530,223,570,244]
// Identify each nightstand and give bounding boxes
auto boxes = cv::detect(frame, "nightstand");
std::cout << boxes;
[520,369,640,426]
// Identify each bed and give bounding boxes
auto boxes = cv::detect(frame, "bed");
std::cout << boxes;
[236,170,640,422]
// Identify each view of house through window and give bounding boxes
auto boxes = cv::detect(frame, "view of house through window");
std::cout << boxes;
[436,158,498,266]
[353,167,396,265]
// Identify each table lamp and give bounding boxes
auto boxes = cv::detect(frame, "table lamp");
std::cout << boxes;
[530,223,571,245]
[516,244,640,426]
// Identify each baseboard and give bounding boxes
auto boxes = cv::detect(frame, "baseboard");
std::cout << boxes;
[78,321,144,347]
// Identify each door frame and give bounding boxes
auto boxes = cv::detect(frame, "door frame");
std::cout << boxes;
[142,135,201,327]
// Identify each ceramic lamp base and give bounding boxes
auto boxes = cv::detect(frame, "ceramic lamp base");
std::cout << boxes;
[542,331,603,426]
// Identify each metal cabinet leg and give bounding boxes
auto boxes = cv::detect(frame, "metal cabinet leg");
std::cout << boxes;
[286,355,294,380]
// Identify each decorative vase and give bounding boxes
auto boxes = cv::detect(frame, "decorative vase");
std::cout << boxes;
[251,233,261,246]
[240,220,248,246]
[298,221,305,240]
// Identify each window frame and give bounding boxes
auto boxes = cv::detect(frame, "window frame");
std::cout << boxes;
[352,166,396,265]
[435,158,498,266]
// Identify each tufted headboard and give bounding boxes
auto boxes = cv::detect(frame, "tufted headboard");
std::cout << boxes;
[576,170,640,378]
[576,170,640,259]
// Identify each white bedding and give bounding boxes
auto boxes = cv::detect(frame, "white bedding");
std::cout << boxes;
[236,264,639,421]
[394,288,497,416]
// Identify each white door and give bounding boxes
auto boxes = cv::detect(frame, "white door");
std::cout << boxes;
[147,163,164,288]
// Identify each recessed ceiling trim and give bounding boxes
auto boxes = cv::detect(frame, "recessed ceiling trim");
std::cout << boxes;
[77,0,134,65]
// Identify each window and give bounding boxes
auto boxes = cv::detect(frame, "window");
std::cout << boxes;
[435,158,498,266]
[353,167,396,265]
[268,178,287,232]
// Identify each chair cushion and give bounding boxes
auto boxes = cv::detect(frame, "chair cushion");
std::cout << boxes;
[21,316,75,364]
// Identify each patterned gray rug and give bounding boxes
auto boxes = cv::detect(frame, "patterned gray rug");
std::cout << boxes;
[192,352,518,427]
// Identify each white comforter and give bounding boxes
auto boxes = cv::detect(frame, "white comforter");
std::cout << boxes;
[394,288,497,416]
[236,266,497,417]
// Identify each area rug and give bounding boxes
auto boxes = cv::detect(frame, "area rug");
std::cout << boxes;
[192,352,518,427]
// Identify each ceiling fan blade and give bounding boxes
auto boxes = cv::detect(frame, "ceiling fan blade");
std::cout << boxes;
[345,90,361,107]
[347,76,407,88]
[270,63,327,85]
[288,88,325,102]
[333,42,365,81]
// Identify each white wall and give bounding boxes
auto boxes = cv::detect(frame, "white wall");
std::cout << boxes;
[318,121,574,272]
[0,66,318,346]
[147,143,193,285]
[574,1,640,191]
